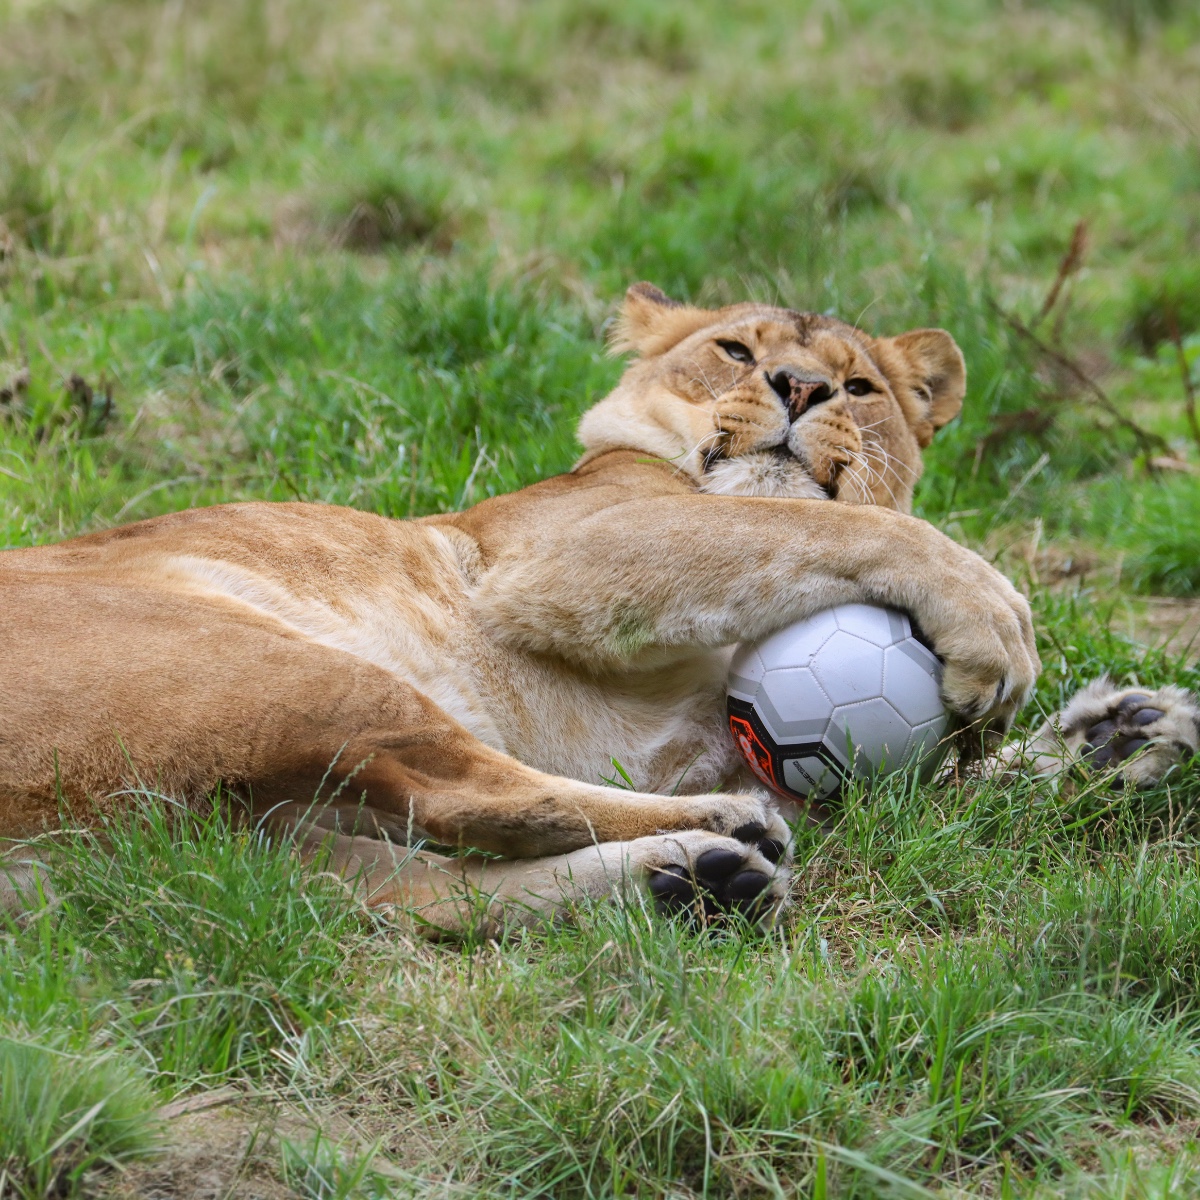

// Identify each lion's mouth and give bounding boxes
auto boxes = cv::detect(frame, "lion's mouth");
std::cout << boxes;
[702,440,795,472]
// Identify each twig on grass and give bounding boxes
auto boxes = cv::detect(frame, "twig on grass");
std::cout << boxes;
[1167,308,1200,453]
[158,1086,243,1120]
[971,407,1054,478]
[991,300,1169,458]
[1031,218,1088,336]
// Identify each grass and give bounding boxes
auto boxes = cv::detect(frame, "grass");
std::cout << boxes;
[0,1034,160,1199]
[30,798,368,1083]
[3,0,1200,1194]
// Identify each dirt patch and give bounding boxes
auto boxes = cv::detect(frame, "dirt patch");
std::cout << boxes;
[100,1086,415,1200]
[1128,598,1200,658]
[102,1098,294,1200]
[989,527,1200,660]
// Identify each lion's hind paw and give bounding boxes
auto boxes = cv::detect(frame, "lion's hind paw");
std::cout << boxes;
[639,826,791,926]
[1022,678,1200,788]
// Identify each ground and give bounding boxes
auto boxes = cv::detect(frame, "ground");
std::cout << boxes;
[3,0,1200,1195]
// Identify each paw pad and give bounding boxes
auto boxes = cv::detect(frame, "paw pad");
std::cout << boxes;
[730,821,767,843]
[1131,708,1164,727]
[728,822,788,866]
[725,870,771,912]
[1081,695,1166,776]
[647,865,693,910]
[648,846,779,923]
[759,838,786,864]
[695,847,745,878]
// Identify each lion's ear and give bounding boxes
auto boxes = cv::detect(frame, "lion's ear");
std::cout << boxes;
[877,328,966,447]
[609,283,714,358]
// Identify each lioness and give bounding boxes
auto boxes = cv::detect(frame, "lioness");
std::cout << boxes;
[1,282,1093,936]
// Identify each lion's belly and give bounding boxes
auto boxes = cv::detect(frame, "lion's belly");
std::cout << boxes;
[188,594,736,794]
[269,602,740,796]
[458,644,743,795]
[157,539,510,754]
[287,601,739,794]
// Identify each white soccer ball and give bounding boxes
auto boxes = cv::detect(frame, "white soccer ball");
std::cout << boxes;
[727,603,949,801]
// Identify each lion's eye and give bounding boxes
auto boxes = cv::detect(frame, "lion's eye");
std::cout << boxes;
[716,339,755,365]
[845,377,876,396]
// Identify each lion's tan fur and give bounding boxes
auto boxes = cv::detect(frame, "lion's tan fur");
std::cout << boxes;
[0,285,1039,935]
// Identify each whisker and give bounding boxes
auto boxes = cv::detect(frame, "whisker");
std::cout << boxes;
[859,444,905,508]
[854,451,885,504]
[680,427,726,477]
[849,297,881,335]
[841,451,873,504]
[854,416,892,434]
[853,443,892,500]
[862,451,899,500]
[863,435,919,479]
[691,360,738,403]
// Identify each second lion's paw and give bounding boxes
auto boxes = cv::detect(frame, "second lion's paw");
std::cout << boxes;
[1015,677,1200,788]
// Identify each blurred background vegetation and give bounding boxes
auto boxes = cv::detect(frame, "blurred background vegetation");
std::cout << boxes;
[1,0,1198,598]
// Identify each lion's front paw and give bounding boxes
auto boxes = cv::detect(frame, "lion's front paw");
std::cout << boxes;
[908,543,1041,733]
[634,829,792,927]
[1018,678,1200,787]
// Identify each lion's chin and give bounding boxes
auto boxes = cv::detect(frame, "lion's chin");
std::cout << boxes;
[698,450,832,500]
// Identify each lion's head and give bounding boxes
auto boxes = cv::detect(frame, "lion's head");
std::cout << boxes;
[577,283,966,511]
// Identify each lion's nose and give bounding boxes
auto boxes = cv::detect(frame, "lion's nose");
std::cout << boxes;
[767,369,834,421]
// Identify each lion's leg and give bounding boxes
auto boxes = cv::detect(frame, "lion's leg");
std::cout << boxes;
[0,570,788,863]
[255,724,792,863]
[470,494,1040,730]
[1004,678,1200,787]
[287,823,791,938]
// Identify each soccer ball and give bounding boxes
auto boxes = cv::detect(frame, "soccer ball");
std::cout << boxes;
[727,604,949,801]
